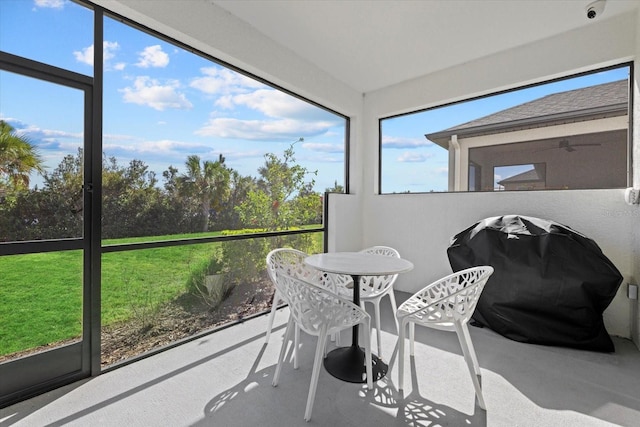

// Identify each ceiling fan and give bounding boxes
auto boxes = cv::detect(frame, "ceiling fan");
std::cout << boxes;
[536,139,602,153]
[558,139,601,152]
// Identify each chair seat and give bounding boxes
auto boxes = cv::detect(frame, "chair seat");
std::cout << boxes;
[271,273,373,421]
[396,266,494,410]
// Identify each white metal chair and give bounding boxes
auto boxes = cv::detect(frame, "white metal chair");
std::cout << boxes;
[396,266,494,410]
[347,246,401,356]
[271,272,373,422]
[265,249,351,363]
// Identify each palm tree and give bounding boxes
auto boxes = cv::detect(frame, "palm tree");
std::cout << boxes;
[181,154,230,232]
[0,120,44,191]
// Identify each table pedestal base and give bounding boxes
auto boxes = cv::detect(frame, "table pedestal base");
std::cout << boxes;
[323,345,387,383]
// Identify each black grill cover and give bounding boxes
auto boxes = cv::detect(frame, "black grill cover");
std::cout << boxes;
[447,215,623,352]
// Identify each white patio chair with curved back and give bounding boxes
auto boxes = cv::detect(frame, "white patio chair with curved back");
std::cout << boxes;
[271,273,373,422]
[352,246,402,356]
[265,248,351,366]
[396,266,494,410]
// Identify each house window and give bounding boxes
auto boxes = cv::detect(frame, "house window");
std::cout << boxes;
[493,163,546,191]
[468,161,481,192]
[380,64,631,193]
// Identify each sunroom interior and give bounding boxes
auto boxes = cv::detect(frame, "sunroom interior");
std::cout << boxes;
[2,0,640,425]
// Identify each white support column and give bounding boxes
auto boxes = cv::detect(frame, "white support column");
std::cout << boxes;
[631,6,640,348]
[450,134,461,192]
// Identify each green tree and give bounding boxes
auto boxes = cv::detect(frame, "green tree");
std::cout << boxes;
[222,141,321,284]
[237,139,319,231]
[102,156,169,238]
[180,154,231,232]
[0,149,83,241]
[325,180,344,193]
[0,120,44,192]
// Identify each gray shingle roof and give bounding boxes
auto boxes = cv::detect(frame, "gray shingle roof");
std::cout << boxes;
[426,79,628,146]
[497,168,542,185]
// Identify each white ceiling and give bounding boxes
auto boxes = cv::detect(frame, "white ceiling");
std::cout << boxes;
[211,0,639,93]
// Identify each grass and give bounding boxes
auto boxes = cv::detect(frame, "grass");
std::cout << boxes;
[0,230,323,357]
[0,251,83,355]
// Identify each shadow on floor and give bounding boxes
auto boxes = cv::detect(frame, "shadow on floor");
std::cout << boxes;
[193,342,485,426]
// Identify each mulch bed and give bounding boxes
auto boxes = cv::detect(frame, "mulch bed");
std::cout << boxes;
[0,278,276,367]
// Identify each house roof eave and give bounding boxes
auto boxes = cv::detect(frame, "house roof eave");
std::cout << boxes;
[425,103,627,149]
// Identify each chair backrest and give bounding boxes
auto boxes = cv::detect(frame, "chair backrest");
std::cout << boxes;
[266,248,351,291]
[273,273,369,336]
[266,248,310,283]
[358,246,401,297]
[408,266,494,325]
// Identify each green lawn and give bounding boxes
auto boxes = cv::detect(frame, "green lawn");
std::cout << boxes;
[0,230,323,357]
[0,251,84,355]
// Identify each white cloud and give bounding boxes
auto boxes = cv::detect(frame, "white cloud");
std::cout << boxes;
[103,137,209,156]
[214,95,235,109]
[227,89,333,122]
[397,152,430,162]
[16,125,82,141]
[382,135,431,149]
[215,149,265,160]
[73,41,120,68]
[73,45,94,66]
[190,67,265,95]
[120,76,193,111]
[302,142,344,153]
[306,154,343,163]
[434,167,448,175]
[193,73,341,142]
[102,133,138,142]
[196,117,333,141]
[0,117,29,129]
[135,45,169,68]
[34,0,65,9]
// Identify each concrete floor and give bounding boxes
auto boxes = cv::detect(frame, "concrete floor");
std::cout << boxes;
[2,293,640,426]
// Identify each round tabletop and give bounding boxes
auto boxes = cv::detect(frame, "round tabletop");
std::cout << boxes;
[304,251,414,276]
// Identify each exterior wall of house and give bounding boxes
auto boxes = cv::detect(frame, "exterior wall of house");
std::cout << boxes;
[461,126,628,192]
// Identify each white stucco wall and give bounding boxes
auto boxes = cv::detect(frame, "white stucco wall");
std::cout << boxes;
[354,190,636,339]
[631,5,640,346]
[355,12,639,340]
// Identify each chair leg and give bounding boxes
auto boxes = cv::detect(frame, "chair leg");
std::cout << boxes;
[398,318,406,391]
[305,327,329,422]
[273,317,294,387]
[460,321,481,376]
[388,290,400,333]
[454,321,486,410]
[361,319,373,390]
[264,291,281,344]
[409,322,415,356]
[294,325,300,370]
[374,299,382,356]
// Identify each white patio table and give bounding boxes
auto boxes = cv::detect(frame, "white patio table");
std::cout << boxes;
[304,251,413,383]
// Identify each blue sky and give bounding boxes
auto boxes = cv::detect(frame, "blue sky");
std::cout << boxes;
[0,1,630,194]
[0,0,346,191]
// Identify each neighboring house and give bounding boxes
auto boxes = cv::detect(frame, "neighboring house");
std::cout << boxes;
[425,80,629,192]
[496,167,546,191]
